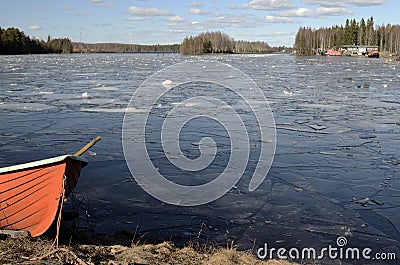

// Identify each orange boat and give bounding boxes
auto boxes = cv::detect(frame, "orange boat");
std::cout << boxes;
[367,50,379,58]
[326,48,342,56]
[0,136,101,237]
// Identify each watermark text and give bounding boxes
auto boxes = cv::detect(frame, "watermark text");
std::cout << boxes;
[257,237,397,262]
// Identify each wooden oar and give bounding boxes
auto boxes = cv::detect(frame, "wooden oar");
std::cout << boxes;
[74,136,102,156]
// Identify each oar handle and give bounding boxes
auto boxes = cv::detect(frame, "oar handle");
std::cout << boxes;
[74,136,102,156]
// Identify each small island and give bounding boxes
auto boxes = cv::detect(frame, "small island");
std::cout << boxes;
[180,31,273,55]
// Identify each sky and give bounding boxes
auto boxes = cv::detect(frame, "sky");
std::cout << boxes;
[0,0,398,47]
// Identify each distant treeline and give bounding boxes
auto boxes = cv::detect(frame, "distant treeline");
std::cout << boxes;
[180,31,272,55]
[73,42,180,53]
[0,27,73,55]
[294,17,400,56]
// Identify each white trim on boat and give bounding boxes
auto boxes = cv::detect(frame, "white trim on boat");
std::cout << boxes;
[0,155,88,174]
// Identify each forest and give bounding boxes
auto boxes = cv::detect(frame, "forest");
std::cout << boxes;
[1,27,276,55]
[294,17,400,56]
[0,27,73,55]
[180,31,272,55]
[72,42,180,53]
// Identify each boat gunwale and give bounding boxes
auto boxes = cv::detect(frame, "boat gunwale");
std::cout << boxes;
[0,155,88,175]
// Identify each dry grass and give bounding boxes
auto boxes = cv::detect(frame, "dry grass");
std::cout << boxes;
[0,235,302,265]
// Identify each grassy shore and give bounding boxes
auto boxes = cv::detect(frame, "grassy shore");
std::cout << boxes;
[0,232,301,265]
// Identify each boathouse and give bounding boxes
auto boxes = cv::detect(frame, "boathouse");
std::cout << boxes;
[324,45,379,56]
[341,45,378,56]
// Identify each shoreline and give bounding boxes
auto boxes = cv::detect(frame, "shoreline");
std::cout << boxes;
[0,230,300,265]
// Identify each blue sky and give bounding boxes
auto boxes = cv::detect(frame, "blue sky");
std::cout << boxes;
[0,0,398,47]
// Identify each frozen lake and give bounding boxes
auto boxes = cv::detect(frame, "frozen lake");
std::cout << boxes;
[0,53,399,264]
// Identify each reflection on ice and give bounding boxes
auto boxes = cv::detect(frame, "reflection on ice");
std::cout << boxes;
[80,107,147,113]
[0,102,56,111]
[93,86,120,91]
[171,102,200,107]
[32,91,54,95]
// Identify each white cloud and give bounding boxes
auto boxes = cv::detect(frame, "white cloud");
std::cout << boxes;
[63,7,74,11]
[227,4,239,9]
[279,7,312,16]
[304,0,386,7]
[189,8,210,15]
[214,16,243,24]
[166,20,205,34]
[279,7,353,17]
[207,14,253,26]
[207,16,243,28]
[76,13,90,17]
[164,29,187,33]
[166,16,186,22]
[29,25,41,30]
[265,15,294,23]
[95,23,112,27]
[316,7,353,16]
[189,2,203,7]
[125,17,148,21]
[94,3,115,7]
[128,6,172,16]
[89,0,103,2]
[205,14,263,29]
[348,0,386,5]
[243,0,296,10]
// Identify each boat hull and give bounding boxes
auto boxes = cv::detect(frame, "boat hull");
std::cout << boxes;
[325,48,342,56]
[0,156,87,237]
[367,51,379,58]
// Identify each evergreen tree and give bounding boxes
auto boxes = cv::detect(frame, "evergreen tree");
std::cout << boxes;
[366,17,375,45]
[350,19,358,45]
[202,39,212,53]
[359,18,366,45]
[344,19,351,45]
[0,27,72,55]
[293,17,400,55]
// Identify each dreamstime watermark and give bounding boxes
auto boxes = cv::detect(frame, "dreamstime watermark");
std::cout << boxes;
[257,236,397,261]
[122,61,276,206]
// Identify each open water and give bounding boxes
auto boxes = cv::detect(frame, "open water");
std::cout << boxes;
[0,53,399,264]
